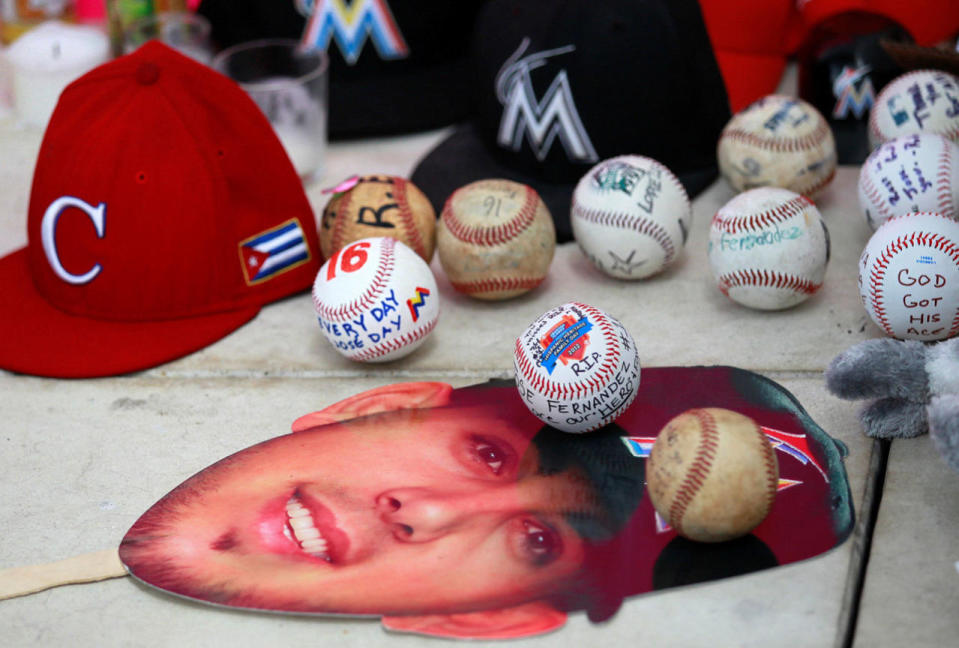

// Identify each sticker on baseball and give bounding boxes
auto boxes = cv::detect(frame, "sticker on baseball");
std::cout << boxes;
[708,187,830,310]
[571,154,692,279]
[858,212,959,341]
[312,237,440,362]
[717,94,837,197]
[646,408,779,543]
[858,133,959,230]
[868,70,959,149]
[513,302,641,434]
[437,179,555,300]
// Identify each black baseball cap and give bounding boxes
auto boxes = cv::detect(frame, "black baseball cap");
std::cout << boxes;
[197,0,484,139]
[410,0,731,243]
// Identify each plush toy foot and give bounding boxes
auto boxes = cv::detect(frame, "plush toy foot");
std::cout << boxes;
[928,396,959,472]
[826,339,929,402]
[859,397,929,439]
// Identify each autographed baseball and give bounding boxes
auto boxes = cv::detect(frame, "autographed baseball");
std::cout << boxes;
[858,133,959,230]
[717,94,837,197]
[571,155,692,279]
[312,237,439,362]
[858,212,959,341]
[319,175,436,262]
[708,187,830,310]
[868,70,959,149]
[437,179,555,300]
[513,302,641,434]
[647,408,779,543]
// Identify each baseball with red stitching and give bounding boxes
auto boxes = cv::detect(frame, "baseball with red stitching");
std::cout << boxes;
[708,187,830,311]
[513,302,640,433]
[858,212,959,341]
[717,94,837,197]
[868,70,959,150]
[312,236,439,362]
[437,179,555,300]
[858,133,959,231]
[319,175,436,262]
[570,154,692,279]
[647,408,779,543]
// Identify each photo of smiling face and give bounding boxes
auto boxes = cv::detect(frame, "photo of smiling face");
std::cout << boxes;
[119,385,623,617]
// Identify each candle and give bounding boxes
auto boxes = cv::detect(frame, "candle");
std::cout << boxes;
[6,21,110,129]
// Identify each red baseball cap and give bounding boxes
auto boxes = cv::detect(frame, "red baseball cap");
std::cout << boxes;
[0,42,322,378]
[788,0,959,49]
[699,0,798,112]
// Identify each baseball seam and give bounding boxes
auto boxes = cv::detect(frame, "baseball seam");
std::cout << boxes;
[860,162,896,223]
[572,205,676,264]
[795,164,837,198]
[393,177,428,259]
[937,141,956,219]
[329,187,353,257]
[712,194,813,235]
[667,409,720,536]
[868,216,959,337]
[514,303,623,401]
[349,315,437,362]
[442,184,539,247]
[722,116,831,154]
[451,275,545,296]
[718,269,822,296]
[312,237,396,323]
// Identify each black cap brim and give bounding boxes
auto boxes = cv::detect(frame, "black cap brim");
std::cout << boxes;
[411,123,719,243]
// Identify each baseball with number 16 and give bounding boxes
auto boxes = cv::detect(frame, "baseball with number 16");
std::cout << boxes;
[312,236,439,362]
[513,302,641,433]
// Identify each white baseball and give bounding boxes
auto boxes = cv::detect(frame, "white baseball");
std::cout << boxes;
[868,69,959,149]
[858,212,959,341]
[858,133,959,230]
[571,154,691,279]
[437,179,555,300]
[513,302,640,434]
[708,187,830,310]
[312,236,440,362]
[717,94,837,197]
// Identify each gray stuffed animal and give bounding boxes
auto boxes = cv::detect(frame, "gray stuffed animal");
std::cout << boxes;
[825,337,959,472]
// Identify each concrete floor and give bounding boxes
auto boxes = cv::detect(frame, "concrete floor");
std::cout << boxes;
[0,81,956,647]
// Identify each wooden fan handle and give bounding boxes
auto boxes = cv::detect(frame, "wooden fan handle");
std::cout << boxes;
[0,548,126,600]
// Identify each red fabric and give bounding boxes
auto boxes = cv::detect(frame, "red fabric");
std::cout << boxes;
[701,0,959,113]
[0,42,321,378]
[788,0,959,51]
[699,0,796,112]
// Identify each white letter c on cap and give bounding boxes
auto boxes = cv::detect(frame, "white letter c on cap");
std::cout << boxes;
[41,196,106,285]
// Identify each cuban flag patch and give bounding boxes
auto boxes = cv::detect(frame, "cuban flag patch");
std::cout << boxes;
[238,218,312,286]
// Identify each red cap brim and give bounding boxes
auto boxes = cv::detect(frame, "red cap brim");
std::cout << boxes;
[0,249,261,378]
[714,50,789,113]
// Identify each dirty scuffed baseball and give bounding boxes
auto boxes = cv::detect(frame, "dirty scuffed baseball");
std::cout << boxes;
[717,94,836,197]
[437,179,555,300]
[647,408,779,543]
[320,175,436,262]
